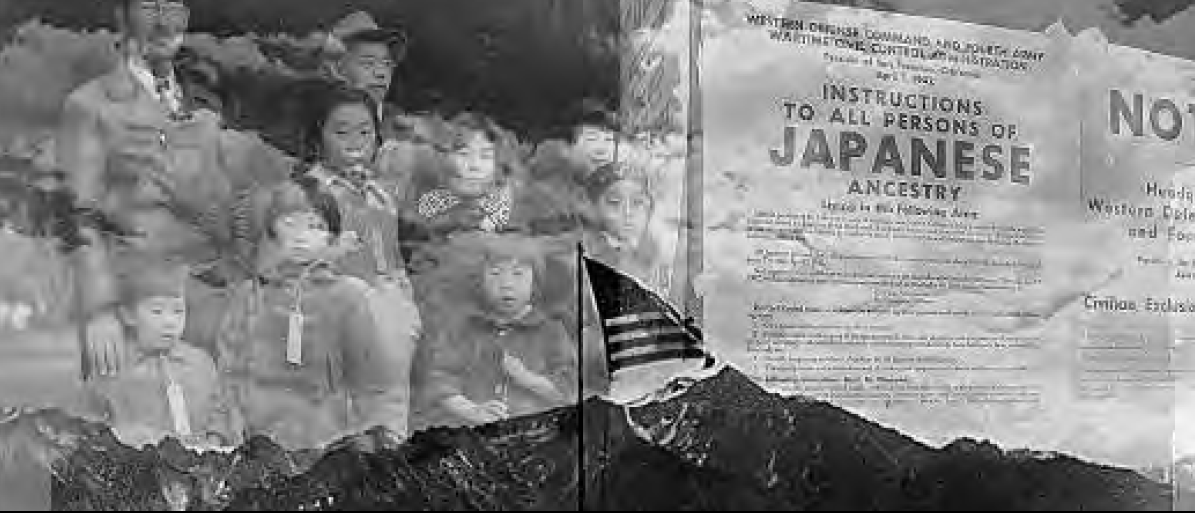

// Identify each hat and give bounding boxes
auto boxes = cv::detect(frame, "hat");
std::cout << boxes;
[117,258,189,306]
[322,11,409,61]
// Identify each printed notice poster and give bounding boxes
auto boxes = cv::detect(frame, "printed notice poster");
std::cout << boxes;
[698,0,1174,470]
[1072,33,1195,476]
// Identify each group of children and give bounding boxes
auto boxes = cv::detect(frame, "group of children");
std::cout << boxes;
[77,79,675,450]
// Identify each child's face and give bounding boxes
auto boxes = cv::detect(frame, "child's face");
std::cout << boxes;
[575,126,617,167]
[273,210,332,263]
[321,102,378,169]
[598,179,652,244]
[126,295,186,352]
[448,132,498,197]
[482,258,534,317]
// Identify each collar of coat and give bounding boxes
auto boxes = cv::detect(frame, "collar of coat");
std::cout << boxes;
[256,259,338,287]
[465,303,551,330]
[130,344,193,365]
[308,163,398,214]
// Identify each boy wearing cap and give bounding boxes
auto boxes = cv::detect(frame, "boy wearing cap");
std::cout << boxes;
[323,11,408,126]
[81,259,235,448]
[418,233,577,429]
[324,11,430,171]
[322,10,448,220]
[217,178,408,449]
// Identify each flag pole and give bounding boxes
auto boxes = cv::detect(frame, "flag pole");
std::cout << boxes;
[685,0,705,325]
[577,241,586,405]
[576,240,585,510]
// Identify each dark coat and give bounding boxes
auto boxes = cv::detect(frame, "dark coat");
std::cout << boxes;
[416,305,577,429]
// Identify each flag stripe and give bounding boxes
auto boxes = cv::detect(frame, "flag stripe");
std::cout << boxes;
[606,312,668,327]
[605,316,678,334]
[608,332,699,357]
[610,339,700,361]
[608,325,688,344]
[609,347,708,373]
[607,319,685,337]
[606,319,703,345]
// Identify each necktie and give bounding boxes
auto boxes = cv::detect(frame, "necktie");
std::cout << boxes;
[155,75,183,119]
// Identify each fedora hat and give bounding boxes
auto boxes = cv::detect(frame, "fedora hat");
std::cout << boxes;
[321,11,408,61]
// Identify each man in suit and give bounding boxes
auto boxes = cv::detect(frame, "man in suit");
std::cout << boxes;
[57,0,286,379]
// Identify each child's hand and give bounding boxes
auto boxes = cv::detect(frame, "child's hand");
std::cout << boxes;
[336,426,403,453]
[115,423,166,447]
[84,311,127,378]
[502,354,538,383]
[478,400,509,420]
[444,395,505,425]
[179,433,225,450]
[503,355,565,403]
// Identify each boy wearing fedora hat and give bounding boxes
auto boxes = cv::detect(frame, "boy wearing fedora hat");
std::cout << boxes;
[322,10,439,215]
[322,11,409,135]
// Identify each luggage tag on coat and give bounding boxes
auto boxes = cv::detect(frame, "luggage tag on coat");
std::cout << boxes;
[371,228,389,275]
[166,382,192,436]
[161,360,192,437]
[287,308,305,365]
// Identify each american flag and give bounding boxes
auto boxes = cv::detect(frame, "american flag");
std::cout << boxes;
[583,256,712,374]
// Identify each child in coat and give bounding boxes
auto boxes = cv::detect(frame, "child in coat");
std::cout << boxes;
[418,232,577,428]
[216,177,408,449]
[82,258,235,448]
[295,84,423,436]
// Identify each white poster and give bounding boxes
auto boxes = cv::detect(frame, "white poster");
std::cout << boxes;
[699,0,1175,471]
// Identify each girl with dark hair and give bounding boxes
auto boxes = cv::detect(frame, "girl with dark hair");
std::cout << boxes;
[292,83,422,437]
[572,104,622,171]
[417,232,576,429]
[415,112,516,236]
